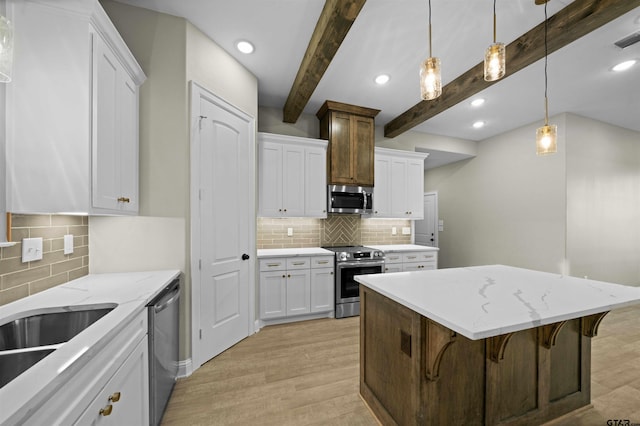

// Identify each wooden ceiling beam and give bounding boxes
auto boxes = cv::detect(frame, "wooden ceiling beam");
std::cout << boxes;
[282,0,366,123]
[384,0,640,138]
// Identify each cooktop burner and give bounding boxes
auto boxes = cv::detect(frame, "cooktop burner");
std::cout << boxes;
[322,245,385,262]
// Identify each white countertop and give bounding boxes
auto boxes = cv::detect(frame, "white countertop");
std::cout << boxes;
[367,244,439,252]
[257,247,334,258]
[355,265,640,340]
[0,269,181,425]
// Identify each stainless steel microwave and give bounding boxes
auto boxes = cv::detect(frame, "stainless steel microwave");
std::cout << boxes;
[327,185,373,214]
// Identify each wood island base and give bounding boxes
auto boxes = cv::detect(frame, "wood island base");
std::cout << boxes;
[360,286,608,426]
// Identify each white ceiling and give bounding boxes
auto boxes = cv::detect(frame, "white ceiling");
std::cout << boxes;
[112,0,640,144]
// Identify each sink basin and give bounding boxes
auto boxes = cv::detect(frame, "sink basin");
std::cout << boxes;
[0,304,116,389]
[0,348,56,388]
[0,304,116,350]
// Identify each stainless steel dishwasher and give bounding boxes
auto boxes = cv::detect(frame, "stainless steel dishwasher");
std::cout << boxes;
[147,278,180,426]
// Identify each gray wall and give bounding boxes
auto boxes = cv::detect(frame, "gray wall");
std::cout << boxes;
[426,113,640,286]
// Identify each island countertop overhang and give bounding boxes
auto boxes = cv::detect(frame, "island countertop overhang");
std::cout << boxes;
[355,264,640,340]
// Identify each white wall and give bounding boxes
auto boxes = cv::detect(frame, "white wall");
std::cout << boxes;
[566,114,640,286]
[258,106,319,138]
[425,115,568,273]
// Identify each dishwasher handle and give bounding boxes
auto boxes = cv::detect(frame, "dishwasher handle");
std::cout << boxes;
[154,287,180,314]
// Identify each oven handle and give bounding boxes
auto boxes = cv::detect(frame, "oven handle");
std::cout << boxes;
[337,260,385,268]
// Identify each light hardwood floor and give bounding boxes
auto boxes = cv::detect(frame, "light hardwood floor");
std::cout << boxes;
[162,306,640,425]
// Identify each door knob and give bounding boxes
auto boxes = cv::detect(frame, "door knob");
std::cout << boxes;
[242,253,250,260]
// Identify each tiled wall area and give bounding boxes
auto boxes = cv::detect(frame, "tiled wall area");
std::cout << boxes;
[257,216,412,249]
[0,214,89,306]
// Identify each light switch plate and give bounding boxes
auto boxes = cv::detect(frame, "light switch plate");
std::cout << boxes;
[287,227,293,237]
[64,234,74,254]
[392,227,397,235]
[402,227,411,235]
[22,237,43,263]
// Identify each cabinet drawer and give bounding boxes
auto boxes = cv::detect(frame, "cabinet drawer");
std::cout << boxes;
[259,258,287,271]
[403,262,437,272]
[286,257,311,270]
[402,252,437,263]
[384,253,403,264]
[311,256,334,269]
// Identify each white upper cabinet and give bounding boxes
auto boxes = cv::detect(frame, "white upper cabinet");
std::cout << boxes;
[371,148,428,219]
[258,132,328,218]
[6,0,145,215]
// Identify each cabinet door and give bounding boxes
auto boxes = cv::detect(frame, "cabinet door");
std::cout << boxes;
[75,336,149,425]
[117,74,139,213]
[328,112,353,184]
[372,155,392,217]
[260,271,287,319]
[286,270,311,316]
[351,115,375,186]
[92,34,120,212]
[304,147,327,217]
[310,268,334,313]
[258,141,283,217]
[405,159,424,219]
[282,145,305,217]
[390,158,408,218]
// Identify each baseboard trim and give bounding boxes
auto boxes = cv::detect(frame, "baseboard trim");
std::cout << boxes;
[177,358,193,378]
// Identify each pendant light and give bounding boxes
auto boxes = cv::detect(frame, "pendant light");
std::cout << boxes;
[536,0,557,155]
[420,0,441,100]
[484,0,505,81]
[0,14,13,83]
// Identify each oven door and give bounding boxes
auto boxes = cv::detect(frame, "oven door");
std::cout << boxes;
[336,261,385,303]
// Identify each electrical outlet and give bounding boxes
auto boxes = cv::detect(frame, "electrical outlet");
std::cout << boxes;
[391,227,397,235]
[287,227,293,237]
[402,227,411,235]
[22,237,43,263]
[64,234,74,254]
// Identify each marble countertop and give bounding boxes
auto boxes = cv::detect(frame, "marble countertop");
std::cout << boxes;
[355,265,640,340]
[367,244,439,252]
[0,269,181,425]
[257,247,334,258]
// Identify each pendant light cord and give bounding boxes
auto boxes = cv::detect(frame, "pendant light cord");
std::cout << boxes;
[544,0,549,125]
[428,0,432,57]
[493,0,497,44]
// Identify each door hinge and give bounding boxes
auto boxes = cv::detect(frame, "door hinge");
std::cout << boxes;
[199,329,202,340]
[198,115,207,130]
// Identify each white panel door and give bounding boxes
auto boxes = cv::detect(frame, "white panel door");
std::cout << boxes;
[406,159,425,219]
[259,271,286,319]
[286,270,311,316]
[310,268,334,313]
[305,147,328,217]
[282,145,305,217]
[415,192,438,247]
[258,141,283,216]
[390,158,408,217]
[197,93,252,363]
[373,155,392,217]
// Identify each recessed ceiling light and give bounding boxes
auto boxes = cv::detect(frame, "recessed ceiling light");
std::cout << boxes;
[375,74,390,85]
[612,60,636,72]
[471,98,485,107]
[472,120,485,129]
[236,40,254,54]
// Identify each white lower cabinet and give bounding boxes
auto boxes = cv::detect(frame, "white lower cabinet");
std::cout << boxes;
[75,337,149,425]
[383,250,438,273]
[23,311,148,425]
[260,255,334,321]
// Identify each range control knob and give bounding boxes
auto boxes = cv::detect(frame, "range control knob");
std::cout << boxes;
[338,252,348,261]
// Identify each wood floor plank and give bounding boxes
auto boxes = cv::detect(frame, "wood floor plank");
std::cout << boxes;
[163,307,640,425]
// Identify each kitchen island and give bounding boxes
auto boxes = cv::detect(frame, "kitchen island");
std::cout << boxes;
[355,265,640,425]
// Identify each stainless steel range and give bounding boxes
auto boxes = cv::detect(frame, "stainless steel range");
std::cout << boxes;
[322,246,385,318]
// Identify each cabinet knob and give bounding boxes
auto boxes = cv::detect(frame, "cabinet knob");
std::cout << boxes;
[99,405,113,416]
[283,209,287,212]
[282,274,286,278]
[287,274,291,278]
[117,197,130,203]
[330,272,334,275]
[278,209,282,212]
[109,392,121,403]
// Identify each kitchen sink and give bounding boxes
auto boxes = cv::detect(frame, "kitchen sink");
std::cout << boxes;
[0,304,116,350]
[0,304,117,388]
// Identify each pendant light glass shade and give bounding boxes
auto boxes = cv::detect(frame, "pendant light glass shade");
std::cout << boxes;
[484,42,505,81]
[420,57,441,100]
[536,124,557,155]
[0,15,13,83]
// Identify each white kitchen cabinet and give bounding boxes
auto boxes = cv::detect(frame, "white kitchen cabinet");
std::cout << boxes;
[259,255,334,322]
[75,336,149,425]
[370,148,428,219]
[258,133,328,218]
[23,310,149,425]
[383,252,404,273]
[402,250,438,271]
[5,0,145,215]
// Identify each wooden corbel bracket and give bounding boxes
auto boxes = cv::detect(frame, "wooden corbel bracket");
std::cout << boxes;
[541,321,568,349]
[424,320,457,381]
[488,332,514,363]
[582,311,609,337]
